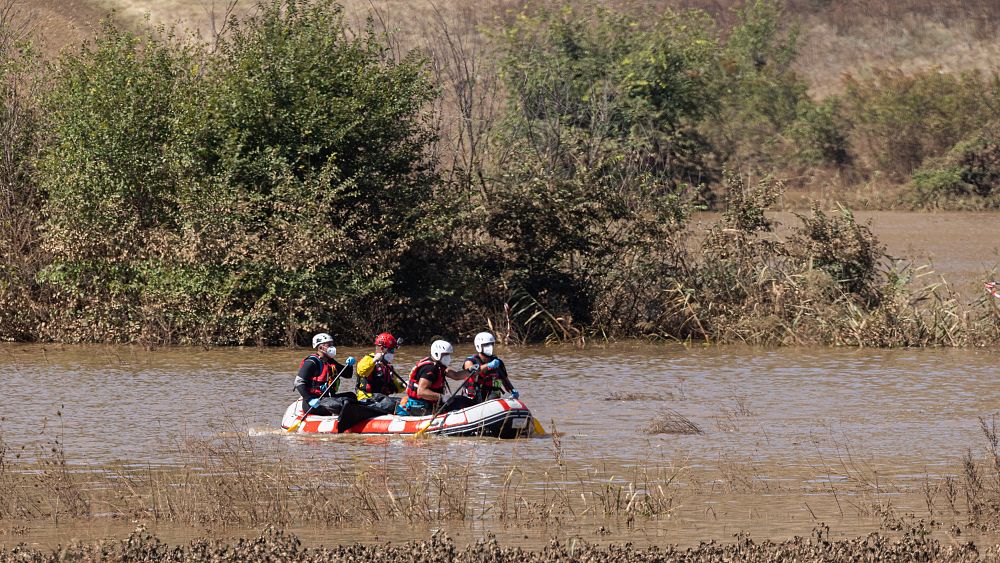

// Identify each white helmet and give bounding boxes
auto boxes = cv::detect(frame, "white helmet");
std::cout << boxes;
[474,332,496,354]
[430,339,453,362]
[312,333,334,349]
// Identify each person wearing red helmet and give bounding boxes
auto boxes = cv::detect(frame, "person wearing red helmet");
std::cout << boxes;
[354,331,405,412]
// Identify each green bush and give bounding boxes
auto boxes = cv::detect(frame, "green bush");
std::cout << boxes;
[708,0,814,170]
[842,69,1000,180]
[908,123,1000,208]
[495,3,722,189]
[787,98,852,166]
[35,1,440,345]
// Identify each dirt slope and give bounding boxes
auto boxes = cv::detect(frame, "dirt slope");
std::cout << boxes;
[22,0,1000,97]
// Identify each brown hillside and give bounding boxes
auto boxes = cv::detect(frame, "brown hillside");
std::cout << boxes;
[21,0,1000,98]
[23,0,105,54]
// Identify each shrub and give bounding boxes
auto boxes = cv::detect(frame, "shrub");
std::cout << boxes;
[35,1,440,345]
[787,97,852,167]
[841,69,1000,180]
[908,122,1000,208]
[708,0,814,171]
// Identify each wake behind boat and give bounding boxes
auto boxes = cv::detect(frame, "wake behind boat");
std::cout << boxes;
[281,397,536,438]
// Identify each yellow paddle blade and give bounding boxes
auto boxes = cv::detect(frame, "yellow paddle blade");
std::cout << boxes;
[286,419,303,433]
[412,421,432,438]
[532,417,546,436]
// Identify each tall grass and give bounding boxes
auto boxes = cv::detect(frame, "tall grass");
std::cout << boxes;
[0,430,684,527]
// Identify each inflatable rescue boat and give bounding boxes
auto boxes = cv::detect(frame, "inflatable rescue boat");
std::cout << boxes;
[280,397,536,438]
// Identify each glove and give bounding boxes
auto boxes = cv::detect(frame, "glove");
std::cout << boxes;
[510,389,519,399]
[486,359,500,370]
[346,356,357,366]
[308,398,320,409]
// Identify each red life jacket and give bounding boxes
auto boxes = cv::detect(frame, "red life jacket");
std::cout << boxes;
[299,354,333,396]
[461,354,499,399]
[358,352,398,395]
[406,357,445,400]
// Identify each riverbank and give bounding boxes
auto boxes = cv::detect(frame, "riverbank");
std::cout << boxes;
[0,525,991,563]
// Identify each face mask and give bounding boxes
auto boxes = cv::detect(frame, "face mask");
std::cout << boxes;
[482,345,494,357]
[438,354,452,367]
[383,352,395,363]
[324,346,337,359]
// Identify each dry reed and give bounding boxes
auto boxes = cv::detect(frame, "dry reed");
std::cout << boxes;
[644,410,703,435]
[0,429,688,529]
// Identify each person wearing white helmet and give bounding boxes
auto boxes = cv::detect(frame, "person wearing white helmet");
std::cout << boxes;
[461,332,516,403]
[395,338,487,416]
[294,332,357,416]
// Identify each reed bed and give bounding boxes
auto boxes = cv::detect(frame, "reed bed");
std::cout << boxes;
[0,430,687,529]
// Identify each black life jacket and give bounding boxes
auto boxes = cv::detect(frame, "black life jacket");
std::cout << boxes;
[406,357,445,400]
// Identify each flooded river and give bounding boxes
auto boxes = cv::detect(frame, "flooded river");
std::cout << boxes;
[2,211,1000,548]
[1,343,998,468]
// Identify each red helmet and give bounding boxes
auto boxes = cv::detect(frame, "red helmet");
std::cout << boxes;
[374,332,397,349]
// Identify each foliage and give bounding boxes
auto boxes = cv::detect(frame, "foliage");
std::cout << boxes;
[0,9,43,341]
[786,97,852,167]
[707,0,814,171]
[908,123,1000,208]
[0,0,997,347]
[495,2,723,191]
[841,69,1000,180]
[34,1,439,345]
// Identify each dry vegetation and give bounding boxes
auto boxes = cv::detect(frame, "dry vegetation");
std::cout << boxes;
[0,524,993,563]
[645,410,704,435]
[0,429,684,528]
[23,0,1000,99]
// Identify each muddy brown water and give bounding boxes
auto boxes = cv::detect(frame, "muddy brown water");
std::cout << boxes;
[2,211,1000,549]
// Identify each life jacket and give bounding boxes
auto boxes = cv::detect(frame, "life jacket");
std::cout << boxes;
[299,354,335,396]
[406,357,445,400]
[461,354,500,400]
[357,352,398,396]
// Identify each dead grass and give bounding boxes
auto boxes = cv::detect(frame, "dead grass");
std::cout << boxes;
[604,391,670,402]
[645,410,704,435]
[31,0,1000,100]
[1,522,988,562]
[0,429,688,528]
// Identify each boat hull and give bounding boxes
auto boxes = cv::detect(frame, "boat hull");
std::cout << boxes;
[280,397,535,438]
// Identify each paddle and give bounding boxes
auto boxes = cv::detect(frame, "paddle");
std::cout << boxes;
[412,366,481,438]
[531,414,547,436]
[286,362,351,433]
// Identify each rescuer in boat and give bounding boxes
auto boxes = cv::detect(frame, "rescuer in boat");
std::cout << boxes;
[354,332,405,413]
[395,339,491,416]
[294,333,357,416]
[460,331,517,404]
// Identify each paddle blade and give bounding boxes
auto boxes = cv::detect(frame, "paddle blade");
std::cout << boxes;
[286,418,304,433]
[531,417,546,436]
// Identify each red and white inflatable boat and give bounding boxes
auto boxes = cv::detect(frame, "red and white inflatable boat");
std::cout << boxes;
[280,397,536,438]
